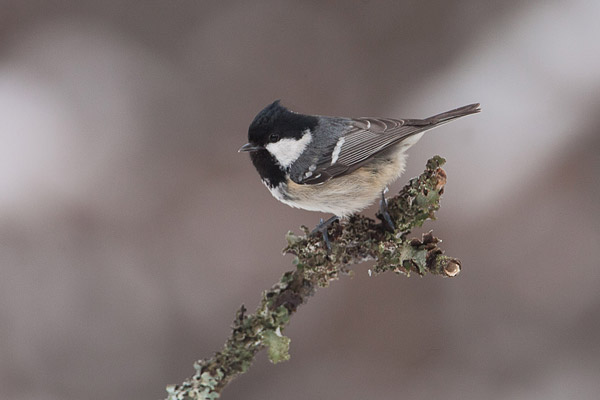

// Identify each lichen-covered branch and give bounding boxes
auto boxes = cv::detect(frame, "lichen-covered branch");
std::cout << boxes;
[166,156,460,400]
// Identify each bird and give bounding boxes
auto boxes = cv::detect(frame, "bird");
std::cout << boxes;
[239,100,479,241]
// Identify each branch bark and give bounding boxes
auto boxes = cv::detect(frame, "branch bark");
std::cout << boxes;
[166,155,460,400]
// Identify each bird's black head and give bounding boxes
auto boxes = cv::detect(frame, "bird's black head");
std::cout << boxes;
[247,100,317,147]
[240,100,318,187]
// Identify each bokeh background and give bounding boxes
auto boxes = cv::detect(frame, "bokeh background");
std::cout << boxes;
[2,1,599,399]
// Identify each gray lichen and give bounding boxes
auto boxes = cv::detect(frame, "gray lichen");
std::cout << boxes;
[166,155,461,399]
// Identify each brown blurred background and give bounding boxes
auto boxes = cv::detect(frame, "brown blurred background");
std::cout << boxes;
[1,1,599,399]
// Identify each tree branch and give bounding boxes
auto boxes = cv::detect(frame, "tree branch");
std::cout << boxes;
[166,155,460,400]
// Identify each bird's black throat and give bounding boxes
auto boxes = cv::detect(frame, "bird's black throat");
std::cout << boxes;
[249,149,286,188]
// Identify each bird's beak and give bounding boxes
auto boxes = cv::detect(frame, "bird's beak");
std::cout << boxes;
[238,143,263,152]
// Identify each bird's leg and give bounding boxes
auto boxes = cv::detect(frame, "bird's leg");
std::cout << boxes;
[378,187,395,232]
[310,215,339,251]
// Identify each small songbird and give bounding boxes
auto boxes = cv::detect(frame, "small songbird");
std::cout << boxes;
[239,100,479,232]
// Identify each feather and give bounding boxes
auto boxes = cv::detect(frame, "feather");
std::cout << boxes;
[291,103,480,185]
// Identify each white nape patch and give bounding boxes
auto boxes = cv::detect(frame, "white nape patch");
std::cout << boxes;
[265,129,312,168]
[330,137,345,165]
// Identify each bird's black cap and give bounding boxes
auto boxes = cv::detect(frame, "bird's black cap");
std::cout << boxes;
[248,100,318,145]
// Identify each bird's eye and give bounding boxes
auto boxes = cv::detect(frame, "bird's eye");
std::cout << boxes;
[269,133,280,142]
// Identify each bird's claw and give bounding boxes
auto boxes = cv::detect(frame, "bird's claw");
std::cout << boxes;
[378,190,395,232]
[310,216,339,252]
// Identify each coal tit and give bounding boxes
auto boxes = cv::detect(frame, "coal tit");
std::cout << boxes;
[239,101,479,219]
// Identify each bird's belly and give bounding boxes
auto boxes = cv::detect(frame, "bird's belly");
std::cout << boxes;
[271,151,408,216]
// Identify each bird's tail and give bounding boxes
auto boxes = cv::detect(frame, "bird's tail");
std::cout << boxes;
[426,103,481,124]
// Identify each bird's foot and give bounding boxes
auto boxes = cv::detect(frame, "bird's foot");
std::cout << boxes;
[310,216,339,251]
[377,189,395,232]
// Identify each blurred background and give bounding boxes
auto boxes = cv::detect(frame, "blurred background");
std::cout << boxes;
[1,1,599,399]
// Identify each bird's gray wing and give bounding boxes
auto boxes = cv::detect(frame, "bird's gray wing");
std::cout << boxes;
[292,117,425,185]
[292,103,480,185]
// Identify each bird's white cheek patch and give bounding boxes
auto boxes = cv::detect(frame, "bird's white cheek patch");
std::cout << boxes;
[265,130,312,168]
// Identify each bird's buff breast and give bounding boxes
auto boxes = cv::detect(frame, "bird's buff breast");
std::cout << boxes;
[267,152,408,216]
